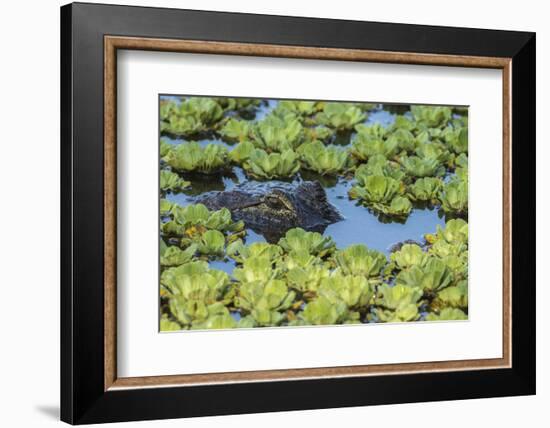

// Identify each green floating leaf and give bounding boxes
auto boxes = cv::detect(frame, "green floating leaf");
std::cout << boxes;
[316,103,366,130]
[278,228,336,257]
[243,148,300,179]
[334,244,387,277]
[298,141,348,175]
[164,142,228,174]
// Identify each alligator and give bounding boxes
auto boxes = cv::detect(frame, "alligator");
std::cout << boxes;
[196,181,343,242]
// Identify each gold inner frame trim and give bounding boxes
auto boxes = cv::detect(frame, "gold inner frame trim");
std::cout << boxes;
[104,35,512,391]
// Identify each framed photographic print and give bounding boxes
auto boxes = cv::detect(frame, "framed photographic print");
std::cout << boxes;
[60,2,536,424]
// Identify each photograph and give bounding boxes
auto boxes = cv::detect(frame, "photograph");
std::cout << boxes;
[159,96,469,331]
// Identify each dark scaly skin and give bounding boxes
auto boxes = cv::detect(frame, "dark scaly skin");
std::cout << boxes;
[196,181,343,242]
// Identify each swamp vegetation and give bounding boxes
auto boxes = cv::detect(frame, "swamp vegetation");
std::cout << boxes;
[159,96,469,331]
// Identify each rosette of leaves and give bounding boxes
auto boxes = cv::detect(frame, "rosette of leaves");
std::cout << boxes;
[160,100,178,122]
[234,279,296,327]
[160,199,174,216]
[228,140,255,164]
[226,240,283,264]
[215,97,261,115]
[374,284,423,322]
[410,105,452,129]
[274,100,319,117]
[298,295,354,325]
[334,244,387,278]
[318,273,375,311]
[218,118,253,142]
[390,115,416,132]
[160,170,190,193]
[355,155,406,181]
[349,175,401,204]
[164,142,228,174]
[432,280,468,311]
[315,102,366,130]
[285,264,331,295]
[190,309,238,330]
[415,142,451,164]
[196,229,226,256]
[278,250,323,272]
[278,228,336,257]
[351,134,399,161]
[161,97,224,137]
[370,195,412,218]
[232,256,279,283]
[252,114,304,152]
[408,177,443,203]
[395,257,454,293]
[303,125,335,144]
[442,126,468,154]
[386,128,416,153]
[160,138,172,158]
[243,148,300,179]
[161,262,234,328]
[170,203,244,235]
[390,243,429,270]
[439,179,468,215]
[425,307,467,321]
[160,315,182,332]
[355,123,389,139]
[160,241,197,267]
[400,155,444,178]
[434,218,469,245]
[298,141,348,175]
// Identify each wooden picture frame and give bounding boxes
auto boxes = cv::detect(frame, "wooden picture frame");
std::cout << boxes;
[61,2,535,424]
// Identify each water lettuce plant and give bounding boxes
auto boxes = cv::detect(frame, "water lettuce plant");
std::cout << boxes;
[298,141,349,175]
[439,179,468,215]
[159,97,469,330]
[334,244,386,277]
[278,228,336,257]
[252,115,304,151]
[234,279,296,326]
[316,103,366,130]
[390,243,428,270]
[355,156,406,181]
[425,307,467,321]
[229,140,256,164]
[243,148,300,179]
[227,240,283,264]
[400,155,443,178]
[160,243,197,267]
[298,296,353,325]
[161,97,224,137]
[160,170,190,193]
[408,177,443,203]
[375,284,423,322]
[218,118,253,142]
[395,257,454,293]
[318,273,375,310]
[351,135,399,161]
[161,261,234,328]
[197,229,226,256]
[410,105,452,129]
[349,175,401,204]
[164,142,228,174]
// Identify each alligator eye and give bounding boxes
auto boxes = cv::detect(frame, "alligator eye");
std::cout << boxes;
[265,196,286,210]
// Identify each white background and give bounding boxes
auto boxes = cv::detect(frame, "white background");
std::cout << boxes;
[118,51,503,377]
[0,0,546,427]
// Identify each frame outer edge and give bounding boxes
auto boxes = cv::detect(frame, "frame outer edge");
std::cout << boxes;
[60,3,74,424]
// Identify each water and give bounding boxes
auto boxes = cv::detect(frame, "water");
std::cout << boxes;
[162,98,448,268]
[165,167,445,259]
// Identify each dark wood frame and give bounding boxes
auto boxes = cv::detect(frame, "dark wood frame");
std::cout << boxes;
[61,2,536,424]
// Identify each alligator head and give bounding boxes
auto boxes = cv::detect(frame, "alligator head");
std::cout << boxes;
[196,181,343,242]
